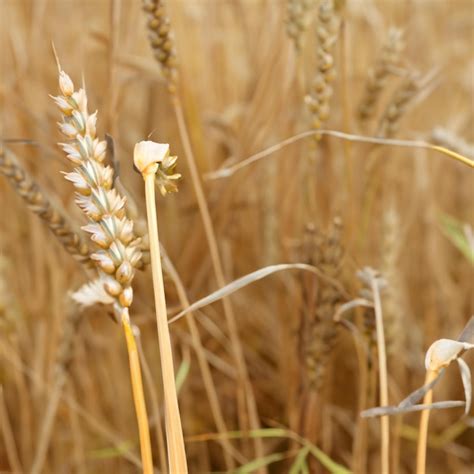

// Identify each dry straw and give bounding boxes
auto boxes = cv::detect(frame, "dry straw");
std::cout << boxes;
[52,68,154,473]
[134,140,187,473]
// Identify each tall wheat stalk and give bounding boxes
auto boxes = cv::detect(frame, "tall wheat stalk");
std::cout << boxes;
[134,140,187,473]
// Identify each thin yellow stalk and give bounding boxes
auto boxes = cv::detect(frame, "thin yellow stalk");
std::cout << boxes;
[122,311,154,474]
[371,277,389,474]
[416,369,437,474]
[136,330,168,474]
[0,386,23,474]
[142,169,188,473]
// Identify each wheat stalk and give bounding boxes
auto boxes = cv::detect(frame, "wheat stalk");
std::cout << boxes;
[134,140,187,473]
[0,148,91,265]
[52,68,154,474]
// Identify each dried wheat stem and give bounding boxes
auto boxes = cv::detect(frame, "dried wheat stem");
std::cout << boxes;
[135,330,168,474]
[122,313,154,474]
[370,271,389,474]
[0,386,23,474]
[431,127,474,160]
[0,148,91,265]
[416,369,438,474]
[134,141,187,473]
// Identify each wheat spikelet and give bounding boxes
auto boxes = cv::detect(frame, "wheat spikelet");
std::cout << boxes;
[378,73,420,138]
[358,28,404,123]
[286,0,317,51]
[305,0,341,140]
[0,148,91,265]
[142,0,177,91]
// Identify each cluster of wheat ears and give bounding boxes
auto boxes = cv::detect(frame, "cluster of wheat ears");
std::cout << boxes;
[0,0,473,473]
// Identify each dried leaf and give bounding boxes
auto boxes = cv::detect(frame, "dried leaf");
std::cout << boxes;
[361,401,465,418]
[169,263,342,324]
[399,369,445,409]
[457,358,472,415]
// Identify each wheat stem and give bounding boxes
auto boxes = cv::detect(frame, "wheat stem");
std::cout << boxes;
[416,369,437,474]
[371,276,389,474]
[122,312,154,474]
[143,171,188,473]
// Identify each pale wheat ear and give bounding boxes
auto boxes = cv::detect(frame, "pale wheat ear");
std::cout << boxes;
[134,140,188,474]
[51,68,154,474]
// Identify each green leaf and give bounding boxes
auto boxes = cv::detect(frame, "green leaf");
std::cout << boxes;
[305,443,351,474]
[175,358,191,394]
[439,214,474,264]
[88,441,134,460]
[235,452,286,473]
[289,446,310,474]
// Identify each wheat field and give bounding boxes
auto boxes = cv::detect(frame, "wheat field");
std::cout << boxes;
[0,1,473,473]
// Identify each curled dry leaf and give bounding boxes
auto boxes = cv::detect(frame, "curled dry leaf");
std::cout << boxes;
[425,338,474,372]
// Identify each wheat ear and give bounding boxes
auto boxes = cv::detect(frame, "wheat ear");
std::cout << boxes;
[286,0,317,51]
[134,140,187,473]
[0,148,91,265]
[52,69,153,474]
[305,0,341,140]
[357,28,404,123]
[378,73,420,138]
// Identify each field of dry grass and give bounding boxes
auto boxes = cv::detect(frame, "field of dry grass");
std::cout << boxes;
[0,1,473,473]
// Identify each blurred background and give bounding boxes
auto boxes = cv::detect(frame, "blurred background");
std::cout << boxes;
[0,0,473,472]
